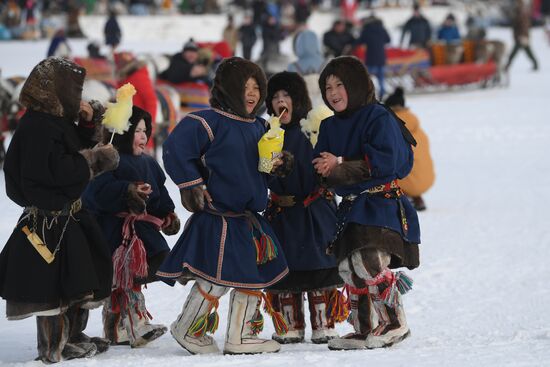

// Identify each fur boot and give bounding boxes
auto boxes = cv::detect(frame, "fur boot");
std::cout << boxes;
[224,290,281,355]
[269,292,305,344]
[66,305,110,353]
[123,290,167,347]
[307,290,339,344]
[365,290,410,348]
[170,279,228,354]
[103,306,129,345]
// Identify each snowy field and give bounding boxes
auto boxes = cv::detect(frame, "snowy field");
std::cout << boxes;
[1,5,550,367]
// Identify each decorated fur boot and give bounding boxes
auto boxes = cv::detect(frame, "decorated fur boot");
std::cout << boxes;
[123,289,167,347]
[66,305,110,353]
[223,290,281,355]
[103,307,129,345]
[170,279,228,355]
[308,290,342,344]
[328,291,373,350]
[366,292,410,349]
[268,291,305,344]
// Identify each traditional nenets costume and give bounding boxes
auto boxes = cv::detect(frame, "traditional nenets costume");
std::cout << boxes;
[82,106,180,348]
[0,57,119,363]
[156,57,290,355]
[264,71,346,344]
[312,56,420,350]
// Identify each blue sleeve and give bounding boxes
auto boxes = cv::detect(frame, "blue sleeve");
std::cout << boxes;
[313,117,330,158]
[162,114,213,190]
[85,171,130,213]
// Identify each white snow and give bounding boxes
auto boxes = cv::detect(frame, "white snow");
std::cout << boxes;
[0,5,549,367]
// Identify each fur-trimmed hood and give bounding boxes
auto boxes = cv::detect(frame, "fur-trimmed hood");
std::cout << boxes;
[266,71,312,124]
[318,56,376,116]
[19,57,86,120]
[210,57,267,118]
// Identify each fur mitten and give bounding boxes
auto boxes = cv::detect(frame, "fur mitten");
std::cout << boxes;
[162,212,180,235]
[271,150,294,177]
[80,144,119,178]
[127,183,146,214]
[180,186,205,212]
[325,160,371,187]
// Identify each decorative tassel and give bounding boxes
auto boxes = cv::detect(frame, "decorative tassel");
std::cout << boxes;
[327,289,350,323]
[395,271,413,295]
[206,311,219,334]
[247,309,264,335]
[112,216,148,290]
[188,313,209,337]
[189,284,221,337]
[252,231,278,265]
[241,290,289,336]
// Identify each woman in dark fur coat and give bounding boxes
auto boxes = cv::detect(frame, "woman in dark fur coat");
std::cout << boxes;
[312,56,420,350]
[157,57,291,355]
[82,106,180,348]
[0,57,119,363]
[264,71,345,344]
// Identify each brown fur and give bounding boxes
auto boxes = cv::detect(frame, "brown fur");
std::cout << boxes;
[325,160,371,187]
[180,186,205,212]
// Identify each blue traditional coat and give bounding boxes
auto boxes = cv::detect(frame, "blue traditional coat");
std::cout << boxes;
[267,123,337,271]
[82,153,175,257]
[157,108,289,289]
[314,104,420,244]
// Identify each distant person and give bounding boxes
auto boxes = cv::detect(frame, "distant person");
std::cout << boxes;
[356,14,391,98]
[465,8,488,41]
[261,15,283,58]
[239,14,257,60]
[223,14,239,55]
[322,20,355,57]
[505,0,539,71]
[47,29,71,58]
[437,13,461,44]
[87,41,106,59]
[400,3,432,49]
[104,9,122,52]
[158,39,210,85]
[385,87,434,211]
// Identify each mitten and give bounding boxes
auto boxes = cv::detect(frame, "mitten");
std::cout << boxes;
[271,150,294,177]
[180,186,205,212]
[127,182,146,214]
[162,212,181,235]
[80,144,120,178]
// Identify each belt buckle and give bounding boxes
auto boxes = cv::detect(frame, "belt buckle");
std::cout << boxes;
[277,195,296,207]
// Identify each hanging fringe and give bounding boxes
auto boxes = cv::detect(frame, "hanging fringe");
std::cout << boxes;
[252,231,278,265]
[240,289,289,336]
[189,284,221,337]
[365,269,414,307]
[248,309,264,335]
[326,289,349,323]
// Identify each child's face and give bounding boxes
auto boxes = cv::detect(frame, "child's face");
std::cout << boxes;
[132,119,148,156]
[244,77,260,115]
[325,75,348,113]
[271,90,292,124]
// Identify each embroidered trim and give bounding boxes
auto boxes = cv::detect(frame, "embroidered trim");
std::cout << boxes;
[188,113,214,142]
[157,264,289,289]
[177,177,204,189]
[216,217,227,279]
[213,108,256,123]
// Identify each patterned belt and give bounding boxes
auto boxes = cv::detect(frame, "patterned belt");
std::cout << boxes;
[25,198,82,217]
[270,187,332,208]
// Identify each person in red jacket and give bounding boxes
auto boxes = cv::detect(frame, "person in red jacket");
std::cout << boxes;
[114,51,158,152]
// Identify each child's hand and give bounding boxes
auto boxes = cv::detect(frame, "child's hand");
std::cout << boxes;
[313,152,339,177]
[136,182,153,199]
[79,100,94,122]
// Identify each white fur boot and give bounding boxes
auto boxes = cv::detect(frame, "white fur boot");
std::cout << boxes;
[365,292,410,349]
[308,290,339,344]
[123,290,167,348]
[170,279,228,355]
[224,290,281,355]
[269,292,305,344]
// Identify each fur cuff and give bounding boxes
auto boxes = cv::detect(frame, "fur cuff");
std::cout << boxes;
[325,160,371,187]
[180,186,205,212]
[127,182,146,214]
[80,144,120,179]
[271,150,294,177]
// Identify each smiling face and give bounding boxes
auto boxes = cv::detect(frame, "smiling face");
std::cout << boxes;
[271,90,293,124]
[244,77,260,115]
[325,75,348,113]
[132,119,148,155]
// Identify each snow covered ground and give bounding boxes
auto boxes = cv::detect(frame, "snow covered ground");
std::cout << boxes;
[1,5,549,367]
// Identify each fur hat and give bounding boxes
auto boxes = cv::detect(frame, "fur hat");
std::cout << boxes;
[104,105,152,154]
[183,39,199,52]
[266,71,312,124]
[318,56,376,115]
[384,87,405,107]
[20,57,86,120]
[114,51,145,79]
[210,57,267,118]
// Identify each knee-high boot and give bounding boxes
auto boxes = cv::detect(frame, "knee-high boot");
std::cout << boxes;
[224,289,281,355]
[123,288,168,347]
[170,279,228,354]
[268,291,305,344]
[66,305,110,353]
[307,290,339,344]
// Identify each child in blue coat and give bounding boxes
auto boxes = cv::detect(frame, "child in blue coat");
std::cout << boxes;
[312,56,420,350]
[83,106,180,348]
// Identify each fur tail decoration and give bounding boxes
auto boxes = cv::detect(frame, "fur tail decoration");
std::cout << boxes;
[240,290,289,336]
[327,289,350,323]
[365,269,413,307]
[189,284,221,337]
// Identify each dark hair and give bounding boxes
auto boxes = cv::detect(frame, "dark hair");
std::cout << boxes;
[384,87,405,107]
[104,106,152,154]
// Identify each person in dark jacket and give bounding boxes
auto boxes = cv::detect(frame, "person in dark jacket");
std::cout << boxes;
[158,39,210,85]
[104,9,121,51]
[322,20,355,58]
[83,106,180,348]
[505,0,539,71]
[0,57,119,363]
[239,14,257,60]
[313,56,420,351]
[264,71,345,345]
[356,14,391,99]
[400,3,432,49]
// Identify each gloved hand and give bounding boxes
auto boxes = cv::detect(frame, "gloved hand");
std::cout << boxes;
[180,186,206,212]
[162,212,181,235]
[127,182,148,214]
[80,144,120,178]
[271,150,294,177]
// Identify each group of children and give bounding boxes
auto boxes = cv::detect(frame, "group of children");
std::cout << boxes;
[0,54,424,362]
